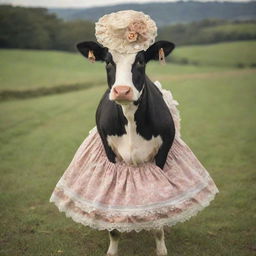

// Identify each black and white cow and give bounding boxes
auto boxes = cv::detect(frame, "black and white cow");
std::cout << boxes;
[77,40,175,256]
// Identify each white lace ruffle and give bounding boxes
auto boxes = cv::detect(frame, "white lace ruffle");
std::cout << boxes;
[50,189,218,233]
[155,81,181,138]
[49,84,219,232]
[50,174,216,218]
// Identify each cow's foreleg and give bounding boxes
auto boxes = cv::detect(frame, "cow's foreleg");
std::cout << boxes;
[107,229,120,256]
[153,227,168,256]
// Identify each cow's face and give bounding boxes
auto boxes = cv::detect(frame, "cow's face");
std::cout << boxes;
[105,50,146,103]
[77,41,175,105]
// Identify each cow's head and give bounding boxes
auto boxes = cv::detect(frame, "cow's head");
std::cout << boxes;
[77,40,175,105]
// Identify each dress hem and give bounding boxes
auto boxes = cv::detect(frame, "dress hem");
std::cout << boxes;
[49,188,219,233]
[50,175,216,217]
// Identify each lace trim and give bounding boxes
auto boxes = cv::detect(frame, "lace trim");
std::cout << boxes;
[154,81,181,138]
[50,190,219,233]
[49,84,219,232]
[51,177,217,217]
[95,10,157,54]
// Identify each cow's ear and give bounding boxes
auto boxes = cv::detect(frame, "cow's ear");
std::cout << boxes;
[145,41,175,63]
[76,41,107,62]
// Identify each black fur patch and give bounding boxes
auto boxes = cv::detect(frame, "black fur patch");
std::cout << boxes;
[96,77,175,169]
[105,52,116,88]
[77,40,176,169]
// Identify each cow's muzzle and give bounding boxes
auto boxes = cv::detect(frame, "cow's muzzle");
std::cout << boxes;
[111,85,133,102]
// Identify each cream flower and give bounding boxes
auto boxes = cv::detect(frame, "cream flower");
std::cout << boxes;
[95,10,157,54]
[126,31,138,42]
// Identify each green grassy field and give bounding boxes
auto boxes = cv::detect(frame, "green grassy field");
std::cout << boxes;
[0,42,256,256]
[1,40,256,91]
[0,49,106,91]
[0,50,224,92]
[173,41,256,67]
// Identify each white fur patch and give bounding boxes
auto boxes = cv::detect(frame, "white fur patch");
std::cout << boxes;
[107,232,119,256]
[109,50,141,102]
[107,103,163,166]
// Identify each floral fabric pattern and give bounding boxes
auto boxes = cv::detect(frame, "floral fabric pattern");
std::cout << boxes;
[50,86,219,232]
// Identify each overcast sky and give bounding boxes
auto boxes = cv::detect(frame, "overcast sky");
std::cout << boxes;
[0,0,252,7]
[0,0,251,8]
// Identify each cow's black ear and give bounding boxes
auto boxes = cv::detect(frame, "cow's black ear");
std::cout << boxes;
[145,40,175,63]
[76,41,107,62]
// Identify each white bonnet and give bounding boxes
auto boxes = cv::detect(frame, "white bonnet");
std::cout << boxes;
[95,10,157,54]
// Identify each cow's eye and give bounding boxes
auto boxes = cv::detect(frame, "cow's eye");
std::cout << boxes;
[106,62,113,69]
[136,60,145,67]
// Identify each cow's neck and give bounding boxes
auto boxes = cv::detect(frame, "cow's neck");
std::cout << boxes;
[121,103,138,143]
[109,96,162,166]
[120,77,152,133]
[106,78,165,166]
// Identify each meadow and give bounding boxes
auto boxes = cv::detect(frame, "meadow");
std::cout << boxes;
[172,41,256,67]
[0,41,256,256]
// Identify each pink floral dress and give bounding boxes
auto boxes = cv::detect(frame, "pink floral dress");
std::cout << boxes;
[50,84,219,232]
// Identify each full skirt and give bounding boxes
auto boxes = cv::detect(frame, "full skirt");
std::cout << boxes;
[49,85,219,232]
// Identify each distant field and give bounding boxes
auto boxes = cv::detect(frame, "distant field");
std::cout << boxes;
[0,49,105,91]
[173,41,256,67]
[203,23,256,37]
[0,42,256,255]
[0,49,224,92]
[2,41,255,91]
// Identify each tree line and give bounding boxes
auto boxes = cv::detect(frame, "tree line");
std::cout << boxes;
[0,5,255,51]
[0,5,95,51]
[158,19,256,46]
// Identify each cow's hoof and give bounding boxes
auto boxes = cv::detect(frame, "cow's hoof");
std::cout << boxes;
[156,253,168,256]
[156,248,168,256]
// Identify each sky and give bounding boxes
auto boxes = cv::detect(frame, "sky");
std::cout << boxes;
[0,0,251,8]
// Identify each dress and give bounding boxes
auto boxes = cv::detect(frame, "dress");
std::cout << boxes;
[49,83,219,232]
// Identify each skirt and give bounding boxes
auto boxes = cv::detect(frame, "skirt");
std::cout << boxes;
[49,85,219,232]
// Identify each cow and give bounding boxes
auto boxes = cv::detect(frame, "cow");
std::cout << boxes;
[77,40,176,256]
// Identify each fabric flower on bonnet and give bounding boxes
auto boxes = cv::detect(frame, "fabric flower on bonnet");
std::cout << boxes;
[95,10,157,54]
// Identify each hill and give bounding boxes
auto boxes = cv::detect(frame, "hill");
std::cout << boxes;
[158,20,256,46]
[50,1,256,26]
[1,40,256,100]
[1,6,256,52]
[0,50,105,91]
[172,41,256,67]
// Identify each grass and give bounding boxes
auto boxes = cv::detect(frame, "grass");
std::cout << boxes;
[173,41,256,67]
[0,45,245,92]
[0,49,106,91]
[0,45,256,255]
[1,40,255,93]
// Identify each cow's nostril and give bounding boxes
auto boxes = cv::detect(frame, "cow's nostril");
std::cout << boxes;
[125,88,131,95]
[114,88,118,94]
[113,86,132,100]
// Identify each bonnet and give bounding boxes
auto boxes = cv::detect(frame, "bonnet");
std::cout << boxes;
[95,10,158,54]
[82,10,169,64]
